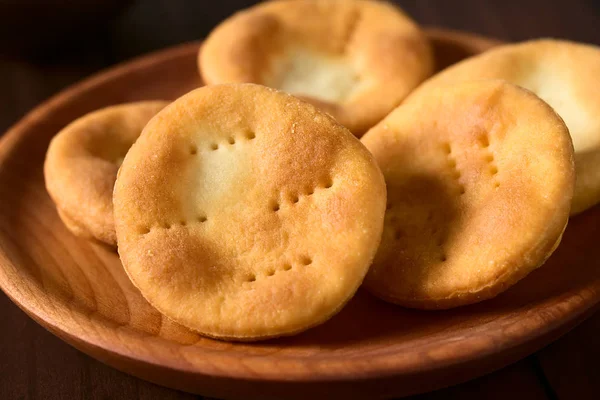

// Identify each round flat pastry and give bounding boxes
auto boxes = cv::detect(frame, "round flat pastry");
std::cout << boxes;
[361,81,574,309]
[113,84,386,340]
[44,101,168,247]
[412,39,600,215]
[199,0,433,136]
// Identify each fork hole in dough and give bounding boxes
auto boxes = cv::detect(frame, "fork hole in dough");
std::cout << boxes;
[271,201,281,212]
[190,146,198,155]
[246,131,256,140]
[246,274,256,283]
[228,136,236,145]
[282,263,292,271]
[266,269,276,277]
[459,186,466,195]
[210,143,219,151]
[198,215,208,223]
[138,226,150,235]
[322,177,334,189]
[291,194,300,204]
[300,256,312,266]
[490,166,499,175]
[443,143,452,154]
[478,135,490,148]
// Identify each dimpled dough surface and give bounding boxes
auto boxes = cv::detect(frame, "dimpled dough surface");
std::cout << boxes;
[114,84,386,340]
[411,39,600,214]
[361,81,574,309]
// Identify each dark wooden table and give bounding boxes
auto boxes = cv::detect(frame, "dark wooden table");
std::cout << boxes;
[1,1,599,399]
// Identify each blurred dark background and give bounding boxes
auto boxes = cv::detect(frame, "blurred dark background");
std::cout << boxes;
[1,1,599,399]
[1,0,600,134]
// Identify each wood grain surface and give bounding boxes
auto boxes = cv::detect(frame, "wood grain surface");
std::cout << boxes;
[0,1,599,399]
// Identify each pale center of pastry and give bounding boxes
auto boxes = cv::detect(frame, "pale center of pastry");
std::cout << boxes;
[193,137,252,209]
[269,49,361,103]
[522,69,593,151]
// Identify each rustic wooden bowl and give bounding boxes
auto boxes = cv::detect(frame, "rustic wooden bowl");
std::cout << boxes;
[0,29,598,400]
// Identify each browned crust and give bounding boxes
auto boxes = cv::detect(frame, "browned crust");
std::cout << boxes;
[411,39,600,215]
[114,84,387,340]
[44,101,168,246]
[199,0,434,136]
[361,81,574,309]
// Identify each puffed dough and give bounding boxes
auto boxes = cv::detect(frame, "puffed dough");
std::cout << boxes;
[411,39,600,215]
[44,101,168,246]
[113,84,386,340]
[361,81,574,309]
[199,0,433,136]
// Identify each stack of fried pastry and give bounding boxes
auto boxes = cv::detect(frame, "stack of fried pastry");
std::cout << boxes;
[44,0,600,341]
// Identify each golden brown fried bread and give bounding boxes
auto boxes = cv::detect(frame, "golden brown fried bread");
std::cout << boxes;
[361,81,574,309]
[199,0,433,136]
[412,39,600,215]
[113,84,386,340]
[44,101,168,246]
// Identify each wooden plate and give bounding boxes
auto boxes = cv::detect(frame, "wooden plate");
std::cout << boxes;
[0,29,598,400]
